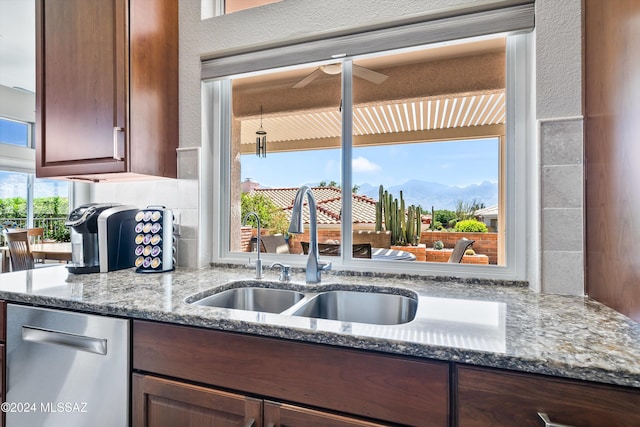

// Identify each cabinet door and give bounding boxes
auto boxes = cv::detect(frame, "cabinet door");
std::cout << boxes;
[36,0,128,177]
[133,374,262,427]
[264,401,391,427]
[456,365,640,427]
[134,321,449,426]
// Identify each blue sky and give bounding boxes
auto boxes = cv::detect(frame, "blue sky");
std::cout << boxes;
[0,171,69,199]
[241,138,498,189]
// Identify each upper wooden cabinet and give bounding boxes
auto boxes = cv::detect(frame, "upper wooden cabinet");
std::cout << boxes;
[35,0,178,181]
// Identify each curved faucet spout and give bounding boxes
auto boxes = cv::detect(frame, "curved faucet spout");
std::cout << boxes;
[242,212,262,279]
[288,186,331,283]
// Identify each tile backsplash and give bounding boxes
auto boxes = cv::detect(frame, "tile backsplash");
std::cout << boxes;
[540,118,584,295]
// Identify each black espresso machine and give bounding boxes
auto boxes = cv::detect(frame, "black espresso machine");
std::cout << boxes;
[65,203,138,274]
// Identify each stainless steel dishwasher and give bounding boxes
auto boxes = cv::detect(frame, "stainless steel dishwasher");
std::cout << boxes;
[6,304,129,427]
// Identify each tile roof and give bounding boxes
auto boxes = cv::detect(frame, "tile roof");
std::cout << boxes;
[251,187,377,225]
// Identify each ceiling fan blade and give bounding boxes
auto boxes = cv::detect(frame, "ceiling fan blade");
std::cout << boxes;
[293,68,325,89]
[353,64,389,84]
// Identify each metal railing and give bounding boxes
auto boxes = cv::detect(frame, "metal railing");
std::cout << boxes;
[1,217,69,242]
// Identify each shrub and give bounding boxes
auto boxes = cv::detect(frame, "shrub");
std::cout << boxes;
[454,219,488,233]
[50,226,71,242]
[241,192,286,231]
[465,248,476,256]
[434,209,457,226]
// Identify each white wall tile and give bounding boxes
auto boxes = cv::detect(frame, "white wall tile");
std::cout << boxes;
[541,251,584,295]
[542,207,583,252]
[541,119,583,166]
[542,165,583,208]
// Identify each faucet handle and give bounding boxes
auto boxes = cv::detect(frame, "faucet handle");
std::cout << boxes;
[318,260,332,271]
[271,262,291,282]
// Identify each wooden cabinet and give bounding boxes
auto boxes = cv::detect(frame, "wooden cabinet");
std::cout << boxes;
[584,0,640,322]
[132,320,450,426]
[36,0,178,181]
[132,374,391,427]
[132,373,393,427]
[456,365,640,427]
[133,374,262,427]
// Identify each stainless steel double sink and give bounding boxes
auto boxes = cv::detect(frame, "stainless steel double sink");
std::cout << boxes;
[185,282,418,325]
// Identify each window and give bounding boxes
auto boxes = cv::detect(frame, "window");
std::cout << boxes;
[0,171,28,229]
[206,5,533,280]
[0,118,30,148]
[0,116,69,241]
[0,171,69,241]
[201,0,282,18]
[225,0,282,14]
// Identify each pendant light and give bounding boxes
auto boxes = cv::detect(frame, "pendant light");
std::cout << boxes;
[256,106,267,158]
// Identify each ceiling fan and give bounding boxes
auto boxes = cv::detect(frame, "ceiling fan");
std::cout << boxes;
[292,63,389,89]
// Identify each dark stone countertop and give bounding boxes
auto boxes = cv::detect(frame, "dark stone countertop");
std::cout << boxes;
[1,264,639,389]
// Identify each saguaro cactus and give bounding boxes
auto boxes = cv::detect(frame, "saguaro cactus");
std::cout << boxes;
[376,185,423,246]
[375,185,383,232]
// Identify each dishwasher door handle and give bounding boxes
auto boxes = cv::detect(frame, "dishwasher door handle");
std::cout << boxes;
[22,325,108,355]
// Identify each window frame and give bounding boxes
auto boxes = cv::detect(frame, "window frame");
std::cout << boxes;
[207,25,533,282]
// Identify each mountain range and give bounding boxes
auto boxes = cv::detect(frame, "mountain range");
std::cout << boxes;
[356,180,498,211]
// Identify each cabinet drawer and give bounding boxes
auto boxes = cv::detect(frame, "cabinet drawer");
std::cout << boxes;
[133,320,449,426]
[456,365,640,427]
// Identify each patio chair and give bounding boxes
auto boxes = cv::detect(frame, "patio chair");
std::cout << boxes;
[27,227,45,263]
[27,227,44,243]
[447,238,475,263]
[4,230,35,271]
[300,242,372,259]
[261,234,290,254]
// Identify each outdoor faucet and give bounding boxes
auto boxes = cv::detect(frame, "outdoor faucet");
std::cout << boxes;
[242,212,263,279]
[288,185,332,283]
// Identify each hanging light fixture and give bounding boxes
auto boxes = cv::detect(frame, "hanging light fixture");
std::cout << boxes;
[255,105,267,158]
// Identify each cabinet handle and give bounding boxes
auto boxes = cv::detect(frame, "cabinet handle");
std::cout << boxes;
[538,412,576,427]
[22,325,107,355]
[245,418,255,427]
[113,126,124,160]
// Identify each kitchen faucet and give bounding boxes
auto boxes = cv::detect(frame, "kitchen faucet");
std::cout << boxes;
[242,212,263,279]
[288,185,331,283]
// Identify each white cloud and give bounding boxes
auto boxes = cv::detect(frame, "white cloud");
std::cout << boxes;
[352,156,381,173]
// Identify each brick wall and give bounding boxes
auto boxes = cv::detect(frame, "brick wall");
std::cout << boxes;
[425,248,489,264]
[289,229,342,254]
[419,231,498,265]
[241,226,253,251]
[242,227,499,265]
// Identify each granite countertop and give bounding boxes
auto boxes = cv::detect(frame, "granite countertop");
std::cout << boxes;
[1,264,639,389]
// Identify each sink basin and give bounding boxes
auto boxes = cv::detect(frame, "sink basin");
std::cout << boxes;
[291,290,417,325]
[190,287,305,314]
